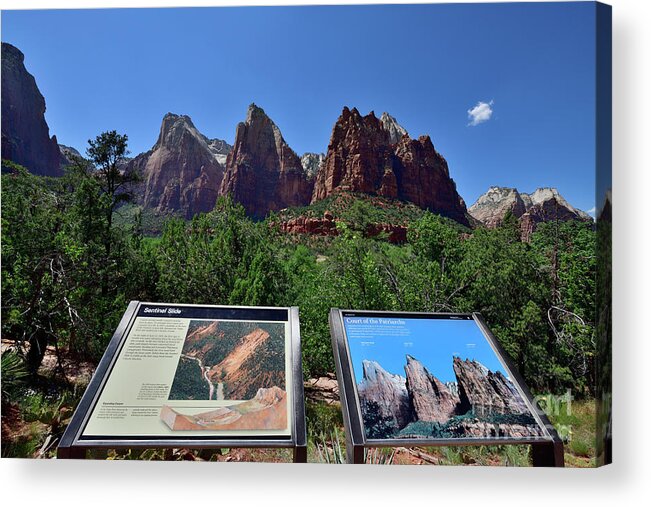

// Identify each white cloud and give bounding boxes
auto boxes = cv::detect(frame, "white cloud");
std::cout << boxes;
[467,100,494,126]
[587,206,596,217]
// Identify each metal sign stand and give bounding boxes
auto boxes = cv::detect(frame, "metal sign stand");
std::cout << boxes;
[57,301,307,462]
[329,308,564,467]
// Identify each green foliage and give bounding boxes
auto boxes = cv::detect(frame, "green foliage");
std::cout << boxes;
[362,400,398,439]
[365,447,396,465]
[277,191,429,225]
[1,351,29,401]
[313,427,346,464]
[2,155,597,399]
[306,401,343,438]
[436,444,530,467]
[168,357,209,400]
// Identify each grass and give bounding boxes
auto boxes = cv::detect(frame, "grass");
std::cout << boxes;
[543,396,597,467]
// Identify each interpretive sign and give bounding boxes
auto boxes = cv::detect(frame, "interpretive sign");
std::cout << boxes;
[58,302,306,461]
[329,309,564,466]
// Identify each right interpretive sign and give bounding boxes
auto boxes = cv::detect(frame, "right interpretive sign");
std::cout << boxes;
[333,310,554,446]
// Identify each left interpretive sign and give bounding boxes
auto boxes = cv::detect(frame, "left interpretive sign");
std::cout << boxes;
[57,302,306,460]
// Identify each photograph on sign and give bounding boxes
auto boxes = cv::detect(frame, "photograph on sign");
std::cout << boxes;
[342,314,547,441]
[80,305,292,439]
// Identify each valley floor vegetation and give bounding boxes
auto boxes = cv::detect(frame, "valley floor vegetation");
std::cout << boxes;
[1,135,598,465]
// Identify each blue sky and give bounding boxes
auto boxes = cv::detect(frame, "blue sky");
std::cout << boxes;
[344,317,507,384]
[2,3,597,210]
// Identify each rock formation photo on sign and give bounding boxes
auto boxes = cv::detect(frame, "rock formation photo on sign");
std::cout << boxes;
[357,354,544,440]
[168,320,286,402]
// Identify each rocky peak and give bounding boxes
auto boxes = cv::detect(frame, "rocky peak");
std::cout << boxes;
[1,43,63,176]
[155,113,232,162]
[311,107,469,226]
[59,144,82,160]
[525,187,591,220]
[404,355,459,423]
[124,113,227,218]
[253,386,286,406]
[219,104,314,218]
[58,144,83,168]
[380,112,408,144]
[207,139,232,165]
[156,113,194,146]
[452,357,528,417]
[469,185,592,235]
[467,186,527,228]
[358,359,412,429]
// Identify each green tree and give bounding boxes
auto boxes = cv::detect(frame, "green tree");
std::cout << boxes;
[84,130,140,295]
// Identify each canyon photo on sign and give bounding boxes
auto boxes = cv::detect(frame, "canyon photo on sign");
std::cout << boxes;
[342,314,548,441]
[163,319,288,432]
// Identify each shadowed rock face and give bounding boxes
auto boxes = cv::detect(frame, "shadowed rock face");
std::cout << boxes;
[220,104,314,218]
[58,144,82,165]
[469,186,592,237]
[452,357,528,417]
[404,355,459,423]
[125,113,230,218]
[1,43,63,176]
[358,359,412,428]
[312,107,469,226]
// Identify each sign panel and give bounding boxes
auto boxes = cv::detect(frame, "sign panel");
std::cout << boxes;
[339,311,549,442]
[80,304,293,440]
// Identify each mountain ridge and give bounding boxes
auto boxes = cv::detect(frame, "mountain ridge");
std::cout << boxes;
[468,185,592,240]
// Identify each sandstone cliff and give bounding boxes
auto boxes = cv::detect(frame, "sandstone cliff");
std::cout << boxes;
[124,113,230,218]
[1,43,63,176]
[220,104,314,218]
[380,112,408,144]
[311,107,469,226]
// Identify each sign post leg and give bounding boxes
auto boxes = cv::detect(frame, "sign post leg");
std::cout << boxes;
[531,440,564,467]
[293,445,307,463]
[346,444,364,464]
[57,446,87,459]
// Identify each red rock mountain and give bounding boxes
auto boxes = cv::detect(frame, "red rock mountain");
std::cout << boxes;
[220,104,315,218]
[311,107,469,226]
[1,43,63,176]
[124,113,230,218]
